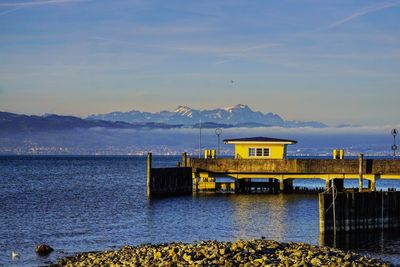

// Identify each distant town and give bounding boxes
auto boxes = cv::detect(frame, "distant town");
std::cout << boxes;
[0,143,394,157]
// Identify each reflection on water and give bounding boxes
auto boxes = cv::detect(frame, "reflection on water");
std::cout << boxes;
[144,193,320,245]
[321,230,400,264]
[231,194,289,240]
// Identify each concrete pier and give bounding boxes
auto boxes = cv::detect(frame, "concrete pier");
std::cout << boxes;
[191,157,400,193]
[147,153,400,195]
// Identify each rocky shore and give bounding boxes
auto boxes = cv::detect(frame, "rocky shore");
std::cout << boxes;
[53,239,391,266]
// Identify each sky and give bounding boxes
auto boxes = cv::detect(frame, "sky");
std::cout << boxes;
[0,0,399,126]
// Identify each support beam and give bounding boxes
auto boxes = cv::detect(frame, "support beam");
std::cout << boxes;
[279,179,284,192]
[193,173,199,192]
[368,179,376,191]
[279,179,294,193]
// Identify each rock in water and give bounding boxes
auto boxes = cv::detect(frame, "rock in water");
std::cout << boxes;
[35,244,54,256]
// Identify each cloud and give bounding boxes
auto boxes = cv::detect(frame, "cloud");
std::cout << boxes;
[108,125,400,137]
[161,43,279,55]
[329,1,400,29]
[129,25,210,35]
[0,0,88,17]
[0,0,87,8]
[0,6,25,16]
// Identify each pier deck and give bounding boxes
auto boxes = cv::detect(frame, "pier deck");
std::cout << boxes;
[191,157,400,192]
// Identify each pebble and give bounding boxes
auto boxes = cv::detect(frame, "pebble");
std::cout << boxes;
[52,239,391,266]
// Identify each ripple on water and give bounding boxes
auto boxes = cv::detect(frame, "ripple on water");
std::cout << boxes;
[0,156,399,266]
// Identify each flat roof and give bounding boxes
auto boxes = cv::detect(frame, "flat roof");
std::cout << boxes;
[224,136,297,144]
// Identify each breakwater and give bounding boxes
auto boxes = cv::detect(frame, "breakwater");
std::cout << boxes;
[319,191,400,233]
[53,239,390,266]
[147,153,192,197]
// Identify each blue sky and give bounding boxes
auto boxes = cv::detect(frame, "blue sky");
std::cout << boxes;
[0,0,399,126]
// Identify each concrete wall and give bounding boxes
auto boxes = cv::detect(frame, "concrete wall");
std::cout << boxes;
[319,191,400,233]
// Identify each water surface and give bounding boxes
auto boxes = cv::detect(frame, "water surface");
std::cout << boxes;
[0,156,399,266]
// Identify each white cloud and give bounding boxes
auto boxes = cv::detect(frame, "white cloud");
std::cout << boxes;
[0,0,87,8]
[154,42,280,60]
[329,1,400,29]
[0,0,88,17]
[127,125,400,137]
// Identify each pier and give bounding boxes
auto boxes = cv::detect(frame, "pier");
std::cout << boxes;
[147,153,400,195]
[191,157,400,193]
[147,135,400,234]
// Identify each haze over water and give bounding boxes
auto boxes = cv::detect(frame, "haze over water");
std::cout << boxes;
[1,156,400,266]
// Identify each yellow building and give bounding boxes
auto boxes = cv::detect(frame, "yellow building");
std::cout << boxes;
[224,136,297,159]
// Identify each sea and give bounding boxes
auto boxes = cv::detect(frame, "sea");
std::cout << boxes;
[1,156,400,266]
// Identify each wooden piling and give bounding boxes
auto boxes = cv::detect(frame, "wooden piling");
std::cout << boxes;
[319,193,326,234]
[358,154,364,192]
[147,152,152,198]
[182,152,188,167]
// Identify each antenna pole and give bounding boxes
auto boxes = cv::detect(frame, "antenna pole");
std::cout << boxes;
[199,119,202,158]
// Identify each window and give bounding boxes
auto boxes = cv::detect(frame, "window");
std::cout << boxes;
[248,147,270,157]
[248,148,256,157]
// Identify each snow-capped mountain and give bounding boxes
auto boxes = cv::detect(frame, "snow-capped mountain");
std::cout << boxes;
[87,104,328,128]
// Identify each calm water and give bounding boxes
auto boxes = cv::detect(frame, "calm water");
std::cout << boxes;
[1,156,400,266]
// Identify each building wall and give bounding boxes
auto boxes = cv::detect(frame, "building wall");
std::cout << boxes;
[234,143,287,159]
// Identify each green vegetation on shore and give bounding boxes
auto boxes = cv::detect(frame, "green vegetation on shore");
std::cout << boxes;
[53,239,390,266]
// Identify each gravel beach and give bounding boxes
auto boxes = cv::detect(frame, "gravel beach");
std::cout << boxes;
[53,239,391,266]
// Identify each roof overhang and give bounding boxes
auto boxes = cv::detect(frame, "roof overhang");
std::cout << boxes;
[224,141,296,145]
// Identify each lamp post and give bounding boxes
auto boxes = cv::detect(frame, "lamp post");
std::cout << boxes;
[215,128,222,158]
[392,129,398,159]
[198,119,202,158]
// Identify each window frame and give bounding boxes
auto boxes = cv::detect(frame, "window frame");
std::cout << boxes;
[248,147,271,158]
[248,148,256,157]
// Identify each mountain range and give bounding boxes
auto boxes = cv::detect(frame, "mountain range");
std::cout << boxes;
[0,112,181,133]
[0,104,327,134]
[88,104,328,128]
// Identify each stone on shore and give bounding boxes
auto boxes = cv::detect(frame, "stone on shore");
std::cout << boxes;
[53,239,391,266]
